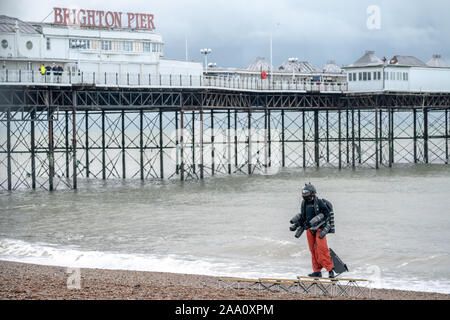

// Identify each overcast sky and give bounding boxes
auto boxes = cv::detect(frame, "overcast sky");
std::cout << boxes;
[1,0,449,68]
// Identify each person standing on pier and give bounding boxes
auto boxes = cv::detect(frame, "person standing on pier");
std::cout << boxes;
[290,183,335,278]
[40,64,46,76]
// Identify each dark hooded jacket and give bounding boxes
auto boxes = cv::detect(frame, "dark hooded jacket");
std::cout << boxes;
[292,197,335,234]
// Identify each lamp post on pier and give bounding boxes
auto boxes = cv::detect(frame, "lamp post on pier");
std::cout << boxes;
[200,48,212,74]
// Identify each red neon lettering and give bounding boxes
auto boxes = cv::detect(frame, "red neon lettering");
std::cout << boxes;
[71,9,78,25]
[63,8,71,25]
[78,9,86,25]
[147,14,155,30]
[54,7,63,24]
[127,13,135,28]
[140,14,148,29]
[113,12,122,28]
[105,11,114,27]
[86,10,95,26]
[96,11,105,27]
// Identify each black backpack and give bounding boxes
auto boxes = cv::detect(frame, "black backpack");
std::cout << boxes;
[320,198,335,234]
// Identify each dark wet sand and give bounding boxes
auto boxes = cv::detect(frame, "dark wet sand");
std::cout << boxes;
[0,260,448,300]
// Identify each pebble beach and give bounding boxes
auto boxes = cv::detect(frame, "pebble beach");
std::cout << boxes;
[0,260,449,300]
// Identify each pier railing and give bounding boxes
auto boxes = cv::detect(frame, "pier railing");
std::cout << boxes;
[0,69,348,92]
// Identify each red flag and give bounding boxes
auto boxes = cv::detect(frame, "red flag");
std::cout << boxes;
[261,70,267,79]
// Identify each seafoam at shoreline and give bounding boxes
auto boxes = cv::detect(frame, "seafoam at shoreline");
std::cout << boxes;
[1,238,450,295]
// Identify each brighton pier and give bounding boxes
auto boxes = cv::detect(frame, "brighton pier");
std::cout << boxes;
[0,80,449,191]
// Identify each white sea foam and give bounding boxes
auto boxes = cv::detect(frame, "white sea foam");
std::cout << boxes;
[1,238,450,294]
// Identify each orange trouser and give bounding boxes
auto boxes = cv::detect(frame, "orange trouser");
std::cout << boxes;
[307,228,333,272]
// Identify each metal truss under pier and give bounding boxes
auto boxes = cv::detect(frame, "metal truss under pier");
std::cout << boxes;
[0,86,449,191]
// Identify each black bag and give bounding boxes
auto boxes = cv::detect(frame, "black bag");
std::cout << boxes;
[329,248,348,275]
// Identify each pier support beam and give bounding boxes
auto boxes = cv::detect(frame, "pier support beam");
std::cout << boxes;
[200,108,204,179]
[281,109,285,167]
[65,110,70,179]
[379,109,383,166]
[413,109,417,164]
[326,110,330,163]
[85,110,89,178]
[30,109,36,189]
[227,109,231,174]
[248,109,252,174]
[175,111,179,175]
[351,109,355,169]
[192,110,196,176]
[180,109,184,181]
[267,109,272,168]
[140,109,144,180]
[122,109,126,179]
[72,92,77,189]
[446,108,449,164]
[102,110,106,180]
[314,110,319,168]
[338,109,342,170]
[358,109,361,164]
[6,109,11,191]
[211,110,215,176]
[302,110,306,168]
[375,109,379,169]
[159,109,164,179]
[47,92,55,191]
[423,107,429,164]
[388,108,393,168]
[234,110,238,171]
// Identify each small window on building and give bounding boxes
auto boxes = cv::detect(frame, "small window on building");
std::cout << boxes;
[358,72,362,81]
[378,72,381,80]
[122,41,133,51]
[113,41,120,51]
[46,38,51,50]
[91,40,100,50]
[363,72,367,81]
[1,39,8,49]
[134,42,142,52]
[101,40,112,51]
[368,72,371,81]
[405,73,408,81]
[26,41,33,50]
[143,42,151,52]
[348,74,352,82]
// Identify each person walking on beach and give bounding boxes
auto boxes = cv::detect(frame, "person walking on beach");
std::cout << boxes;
[290,183,335,278]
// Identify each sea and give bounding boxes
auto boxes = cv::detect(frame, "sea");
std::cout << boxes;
[1,164,450,294]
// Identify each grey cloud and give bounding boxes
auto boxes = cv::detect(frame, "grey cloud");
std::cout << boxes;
[1,0,449,68]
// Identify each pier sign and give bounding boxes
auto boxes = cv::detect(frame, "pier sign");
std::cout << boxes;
[53,7,155,30]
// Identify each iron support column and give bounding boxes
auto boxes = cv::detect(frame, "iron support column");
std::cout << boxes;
[6,109,11,191]
[424,107,429,164]
[122,110,126,179]
[30,109,36,189]
[48,92,54,191]
[160,109,164,179]
[140,109,144,180]
[72,92,77,189]
[314,110,319,168]
[102,110,106,180]
[85,110,89,177]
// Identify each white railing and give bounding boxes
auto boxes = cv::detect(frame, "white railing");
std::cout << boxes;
[0,70,348,92]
